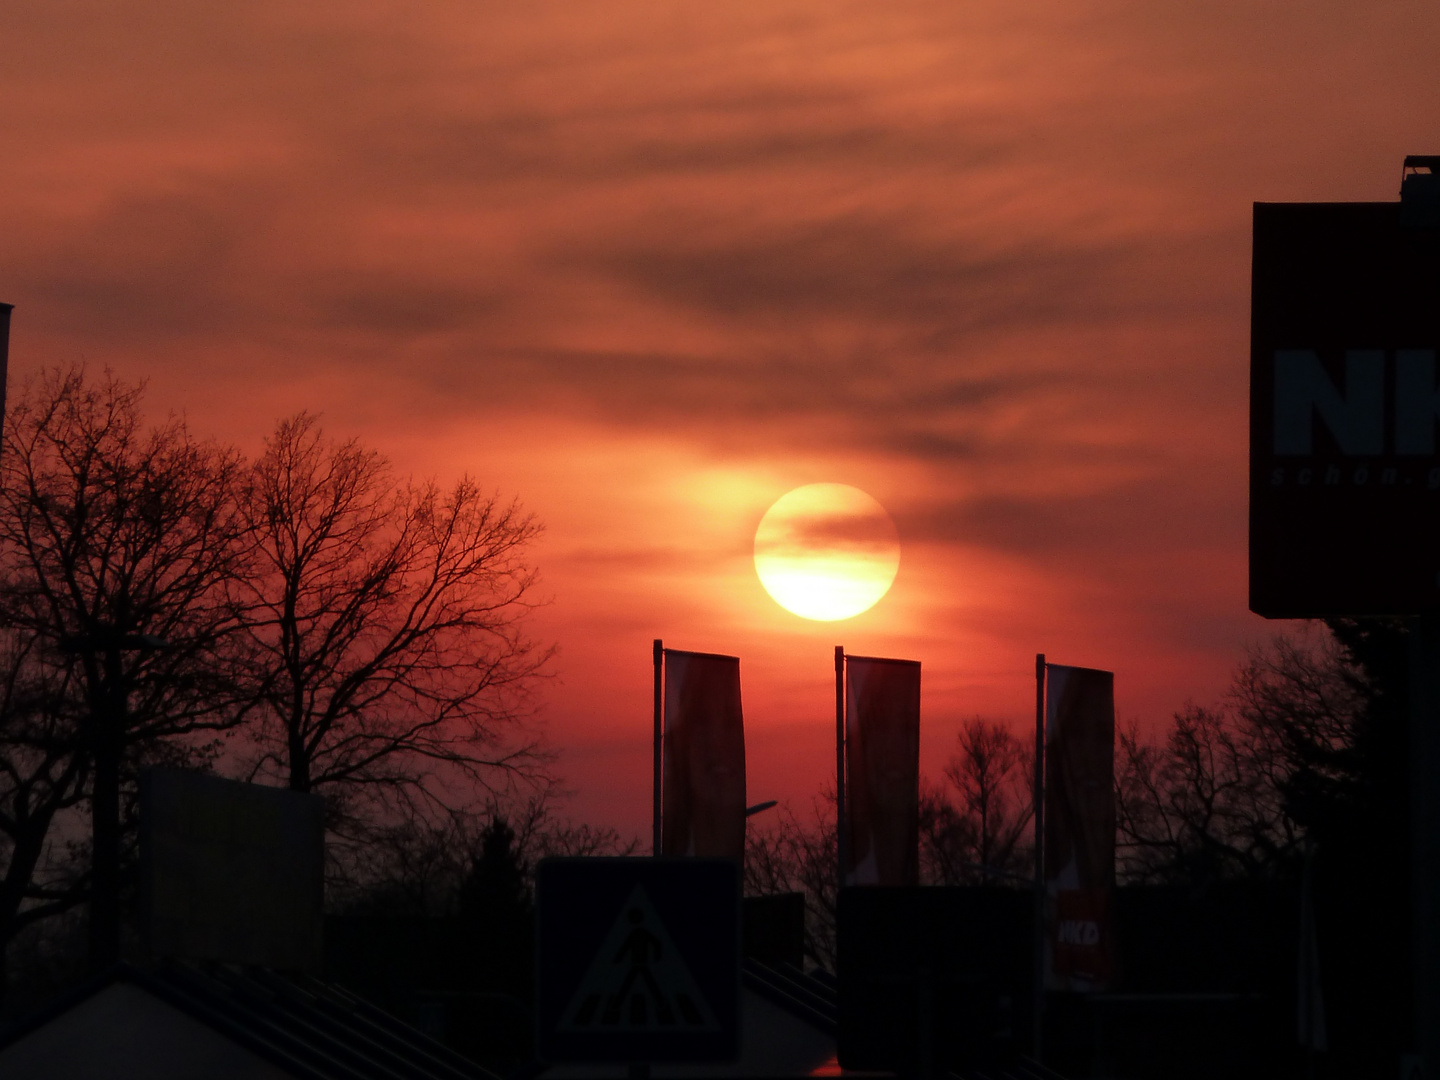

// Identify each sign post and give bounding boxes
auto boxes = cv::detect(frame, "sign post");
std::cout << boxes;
[1411,619,1440,1076]
[1250,161,1440,1074]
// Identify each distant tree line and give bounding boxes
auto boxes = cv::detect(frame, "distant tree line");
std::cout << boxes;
[0,366,566,1002]
[331,788,638,919]
[317,788,635,1074]
[1116,620,1410,1071]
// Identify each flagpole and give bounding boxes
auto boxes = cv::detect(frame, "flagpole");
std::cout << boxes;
[1032,653,1046,1061]
[653,639,663,857]
[835,645,846,898]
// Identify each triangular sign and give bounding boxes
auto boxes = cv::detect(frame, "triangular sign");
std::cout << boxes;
[559,884,719,1033]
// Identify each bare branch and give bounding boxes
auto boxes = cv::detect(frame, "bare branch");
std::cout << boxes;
[234,414,554,836]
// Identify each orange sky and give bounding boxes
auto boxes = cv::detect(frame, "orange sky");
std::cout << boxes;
[3,0,1439,837]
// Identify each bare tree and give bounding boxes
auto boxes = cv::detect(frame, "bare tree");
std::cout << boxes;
[1109,624,1417,1067]
[1115,704,1299,885]
[0,368,250,969]
[744,794,839,969]
[1230,627,1370,829]
[952,718,1033,877]
[331,787,637,917]
[916,784,977,886]
[921,718,1034,887]
[1113,627,1367,886]
[235,414,553,832]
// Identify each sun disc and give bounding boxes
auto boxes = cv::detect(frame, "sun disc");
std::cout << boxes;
[753,484,900,621]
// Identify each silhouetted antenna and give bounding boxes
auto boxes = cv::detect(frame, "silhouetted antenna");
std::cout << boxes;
[1401,155,1440,227]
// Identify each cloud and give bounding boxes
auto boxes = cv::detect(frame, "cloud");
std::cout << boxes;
[905,475,1245,562]
[567,214,1186,327]
[5,0,1440,832]
[757,509,898,556]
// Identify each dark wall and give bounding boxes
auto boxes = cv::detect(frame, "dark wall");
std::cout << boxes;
[835,884,1307,1079]
[324,915,534,1073]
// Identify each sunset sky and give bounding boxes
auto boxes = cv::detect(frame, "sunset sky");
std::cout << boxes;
[3,0,1438,837]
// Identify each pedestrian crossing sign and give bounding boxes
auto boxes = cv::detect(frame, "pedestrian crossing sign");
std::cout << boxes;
[537,858,740,1062]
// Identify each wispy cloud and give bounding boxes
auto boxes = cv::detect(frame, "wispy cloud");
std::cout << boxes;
[2,0,1438,828]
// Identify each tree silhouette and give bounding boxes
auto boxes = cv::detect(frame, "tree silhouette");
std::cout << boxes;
[1117,623,1411,1071]
[0,368,250,970]
[1256,620,1411,1073]
[0,633,89,1001]
[234,414,552,834]
[0,381,563,995]
[923,717,1033,886]
[459,817,530,925]
[1115,703,1299,885]
[744,794,839,969]
[1114,627,1390,887]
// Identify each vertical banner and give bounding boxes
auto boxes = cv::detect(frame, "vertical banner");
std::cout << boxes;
[1044,664,1116,991]
[844,655,921,887]
[662,650,746,859]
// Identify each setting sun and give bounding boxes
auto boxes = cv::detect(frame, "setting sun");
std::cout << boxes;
[753,484,901,621]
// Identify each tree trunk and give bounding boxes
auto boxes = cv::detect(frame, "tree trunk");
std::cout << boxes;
[87,659,123,973]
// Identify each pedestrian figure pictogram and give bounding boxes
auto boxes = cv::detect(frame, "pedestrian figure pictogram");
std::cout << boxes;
[537,857,738,1062]
[559,885,718,1033]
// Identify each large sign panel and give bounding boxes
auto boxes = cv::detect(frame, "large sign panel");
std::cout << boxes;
[837,887,1030,1073]
[535,858,740,1064]
[1251,202,1440,617]
[140,768,325,972]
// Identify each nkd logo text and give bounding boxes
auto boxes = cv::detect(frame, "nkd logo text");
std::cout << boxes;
[1056,920,1101,947]
[1272,348,1440,457]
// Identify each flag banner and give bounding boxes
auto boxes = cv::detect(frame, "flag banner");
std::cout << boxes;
[1044,664,1116,991]
[844,655,921,887]
[663,650,746,859]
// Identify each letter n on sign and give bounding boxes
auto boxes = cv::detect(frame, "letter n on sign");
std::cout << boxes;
[1250,201,1440,617]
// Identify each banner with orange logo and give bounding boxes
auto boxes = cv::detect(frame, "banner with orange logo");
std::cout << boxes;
[1044,663,1115,991]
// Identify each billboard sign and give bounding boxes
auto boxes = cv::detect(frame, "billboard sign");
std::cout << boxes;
[1251,200,1440,617]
